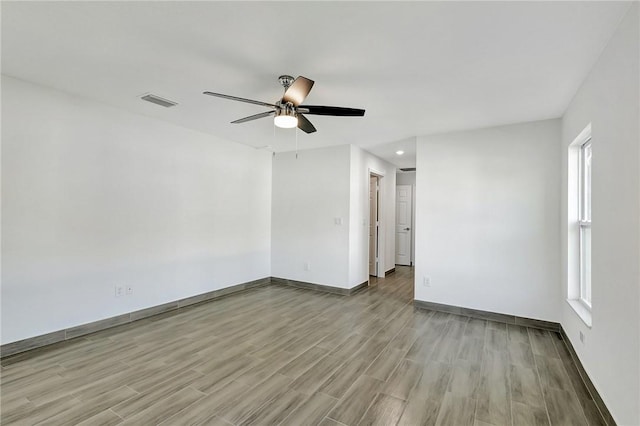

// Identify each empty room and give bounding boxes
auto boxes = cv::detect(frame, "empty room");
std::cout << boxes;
[1,1,639,425]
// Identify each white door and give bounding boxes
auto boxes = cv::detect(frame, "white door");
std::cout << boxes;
[369,175,378,276]
[395,185,412,266]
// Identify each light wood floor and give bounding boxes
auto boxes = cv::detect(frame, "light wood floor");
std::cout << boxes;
[1,267,604,425]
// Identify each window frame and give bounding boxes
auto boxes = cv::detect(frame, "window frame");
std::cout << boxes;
[578,138,592,309]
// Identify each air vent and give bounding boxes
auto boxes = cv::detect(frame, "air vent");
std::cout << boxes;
[400,167,416,172]
[140,94,178,108]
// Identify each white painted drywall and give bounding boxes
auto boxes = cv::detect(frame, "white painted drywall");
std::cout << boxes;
[271,145,352,288]
[415,119,561,322]
[396,171,416,186]
[396,171,416,264]
[349,146,397,287]
[1,75,272,344]
[560,5,639,424]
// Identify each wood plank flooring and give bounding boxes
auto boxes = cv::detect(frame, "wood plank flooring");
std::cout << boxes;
[1,267,604,425]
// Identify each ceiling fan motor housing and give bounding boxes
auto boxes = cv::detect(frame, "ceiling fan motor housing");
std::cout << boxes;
[275,101,296,116]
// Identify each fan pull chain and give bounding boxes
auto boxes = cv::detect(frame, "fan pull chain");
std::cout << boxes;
[272,120,277,158]
[295,127,299,159]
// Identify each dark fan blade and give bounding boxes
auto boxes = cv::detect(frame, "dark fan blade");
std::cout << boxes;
[297,114,317,134]
[298,105,365,116]
[282,76,314,106]
[231,110,275,124]
[203,92,276,108]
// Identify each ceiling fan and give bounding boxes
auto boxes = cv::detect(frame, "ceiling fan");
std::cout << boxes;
[203,75,365,134]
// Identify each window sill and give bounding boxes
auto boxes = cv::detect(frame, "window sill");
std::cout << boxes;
[566,299,592,328]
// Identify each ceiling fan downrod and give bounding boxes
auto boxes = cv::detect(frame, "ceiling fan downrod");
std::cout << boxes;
[278,75,295,91]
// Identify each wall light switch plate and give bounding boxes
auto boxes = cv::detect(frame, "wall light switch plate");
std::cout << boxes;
[126,286,134,295]
[334,217,343,225]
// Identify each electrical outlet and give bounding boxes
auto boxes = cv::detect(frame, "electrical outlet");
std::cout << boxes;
[423,277,431,287]
[304,261,311,271]
[334,217,343,225]
[115,285,124,297]
[126,285,134,295]
[579,331,585,343]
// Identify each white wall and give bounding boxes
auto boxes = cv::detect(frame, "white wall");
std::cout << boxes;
[396,171,416,186]
[1,75,272,344]
[560,5,639,424]
[272,144,396,290]
[396,171,416,264]
[415,119,561,322]
[349,146,396,286]
[271,145,352,288]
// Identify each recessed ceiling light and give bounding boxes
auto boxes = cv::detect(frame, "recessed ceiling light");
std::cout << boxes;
[396,150,404,155]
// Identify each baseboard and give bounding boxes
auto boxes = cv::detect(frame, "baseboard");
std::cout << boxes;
[413,299,560,331]
[272,277,368,296]
[0,277,270,358]
[385,267,396,276]
[559,327,616,426]
[350,280,369,294]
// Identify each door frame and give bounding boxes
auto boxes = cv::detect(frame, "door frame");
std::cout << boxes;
[369,174,379,277]
[368,168,386,278]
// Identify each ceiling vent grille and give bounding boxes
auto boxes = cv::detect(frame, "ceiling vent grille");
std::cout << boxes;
[400,167,416,172]
[140,94,178,108]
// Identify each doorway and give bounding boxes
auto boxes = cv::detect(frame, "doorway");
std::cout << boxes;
[369,174,379,276]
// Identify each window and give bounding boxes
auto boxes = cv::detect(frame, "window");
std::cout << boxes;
[567,124,592,326]
[578,139,592,307]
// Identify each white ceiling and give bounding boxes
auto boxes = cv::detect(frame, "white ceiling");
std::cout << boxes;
[2,1,631,167]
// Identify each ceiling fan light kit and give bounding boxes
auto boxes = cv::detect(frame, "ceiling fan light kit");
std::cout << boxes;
[273,99,298,128]
[203,75,365,134]
[274,109,298,128]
